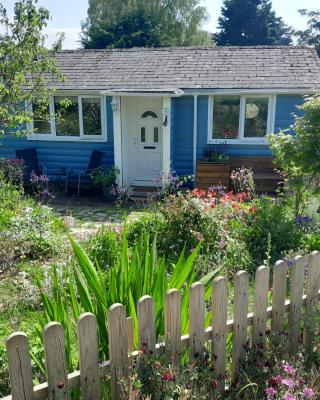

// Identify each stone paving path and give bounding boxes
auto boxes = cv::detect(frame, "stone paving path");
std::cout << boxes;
[53,205,148,241]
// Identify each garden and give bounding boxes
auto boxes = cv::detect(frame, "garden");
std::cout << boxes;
[0,96,320,399]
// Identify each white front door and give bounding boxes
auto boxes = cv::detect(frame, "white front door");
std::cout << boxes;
[134,107,162,184]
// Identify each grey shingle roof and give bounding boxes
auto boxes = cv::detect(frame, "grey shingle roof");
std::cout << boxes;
[50,46,320,92]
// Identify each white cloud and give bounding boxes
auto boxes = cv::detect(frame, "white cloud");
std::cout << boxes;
[43,27,82,49]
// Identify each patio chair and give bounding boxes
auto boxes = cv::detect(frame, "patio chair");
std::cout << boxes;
[66,150,105,197]
[15,148,45,181]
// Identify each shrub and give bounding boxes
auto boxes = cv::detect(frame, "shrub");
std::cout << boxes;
[0,157,25,189]
[269,94,320,215]
[127,213,165,247]
[82,226,121,270]
[244,196,301,269]
[29,171,54,202]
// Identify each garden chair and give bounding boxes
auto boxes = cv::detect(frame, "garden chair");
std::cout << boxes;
[15,148,45,181]
[66,150,105,197]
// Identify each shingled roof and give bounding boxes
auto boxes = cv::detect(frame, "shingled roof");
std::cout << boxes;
[50,46,320,92]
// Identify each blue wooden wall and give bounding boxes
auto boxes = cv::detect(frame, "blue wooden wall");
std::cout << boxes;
[0,97,114,176]
[170,94,304,174]
[0,94,305,179]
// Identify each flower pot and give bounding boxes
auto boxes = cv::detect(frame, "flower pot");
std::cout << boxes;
[196,161,230,190]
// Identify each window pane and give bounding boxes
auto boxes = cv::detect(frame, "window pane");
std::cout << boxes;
[141,127,146,142]
[54,96,80,136]
[33,102,51,133]
[212,96,240,139]
[154,127,159,143]
[82,98,102,136]
[244,98,269,138]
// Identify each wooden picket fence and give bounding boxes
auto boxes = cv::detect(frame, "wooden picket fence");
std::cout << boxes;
[2,251,320,400]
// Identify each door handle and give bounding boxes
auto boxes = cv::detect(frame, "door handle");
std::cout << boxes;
[144,146,156,149]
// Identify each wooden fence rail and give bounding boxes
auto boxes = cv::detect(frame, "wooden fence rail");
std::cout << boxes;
[2,251,320,400]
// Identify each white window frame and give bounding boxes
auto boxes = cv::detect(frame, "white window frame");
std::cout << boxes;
[28,94,107,142]
[207,94,276,144]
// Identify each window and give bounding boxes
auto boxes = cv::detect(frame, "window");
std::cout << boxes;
[208,94,275,143]
[29,95,106,141]
[32,102,51,133]
[212,96,240,139]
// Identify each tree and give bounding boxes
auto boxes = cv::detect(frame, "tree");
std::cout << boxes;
[269,95,320,216]
[214,0,292,46]
[81,0,212,49]
[0,0,63,136]
[295,9,320,57]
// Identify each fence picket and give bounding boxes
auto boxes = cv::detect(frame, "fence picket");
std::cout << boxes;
[252,266,270,346]
[6,332,34,400]
[304,251,320,353]
[77,313,100,400]
[211,276,228,391]
[43,322,69,400]
[126,317,134,353]
[165,289,181,357]
[189,282,205,358]
[271,260,288,334]
[108,304,129,400]
[289,256,305,351]
[231,271,249,383]
[138,296,156,354]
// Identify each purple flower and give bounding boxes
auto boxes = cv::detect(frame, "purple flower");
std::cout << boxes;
[265,386,277,398]
[303,388,315,398]
[281,378,296,389]
[283,362,296,376]
[283,394,296,400]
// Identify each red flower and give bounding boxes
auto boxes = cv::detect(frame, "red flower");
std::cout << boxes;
[163,374,175,382]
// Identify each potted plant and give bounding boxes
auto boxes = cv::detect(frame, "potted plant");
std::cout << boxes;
[90,166,120,200]
[196,147,230,190]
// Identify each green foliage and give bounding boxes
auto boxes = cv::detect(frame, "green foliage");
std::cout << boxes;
[90,166,119,193]
[81,0,212,49]
[122,351,220,399]
[269,94,320,215]
[215,0,292,46]
[82,227,121,270]
[39,230,218,369]
[244,196,301,270]
[127,213,166,247]
[0,0,63,136]
[296,9,320,57]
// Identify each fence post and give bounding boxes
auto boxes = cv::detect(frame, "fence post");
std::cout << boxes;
[231,271,249,383]
[252,266,270,347]
[304,251,320,354]
[77,313,100,400]
[288,256,305,352]
[108,304,128,400]
[6,332,34,400]
[137,295,156,354]
[189,282,205,358]
[43,322,69,400]
[126,317,135,353]
[212,276,228,392]
[271,260,288,335]
[165,289,181,358]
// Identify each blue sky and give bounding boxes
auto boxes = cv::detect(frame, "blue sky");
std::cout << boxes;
[1,0,319,49]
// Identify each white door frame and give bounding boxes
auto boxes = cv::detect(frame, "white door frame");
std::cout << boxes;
[113,95,171,187]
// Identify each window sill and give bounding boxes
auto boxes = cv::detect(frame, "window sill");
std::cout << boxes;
[28,134,107,143]
[207,139,269,145]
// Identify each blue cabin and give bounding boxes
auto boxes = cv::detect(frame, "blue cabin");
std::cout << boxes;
[1,46,319,189]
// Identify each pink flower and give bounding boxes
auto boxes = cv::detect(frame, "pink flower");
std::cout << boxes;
[283,394,296,400]
[265,386,277,398]
[283,362,296,376]
[303,387,315,398]
[281,378,296,389]
[218,240,225,249]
